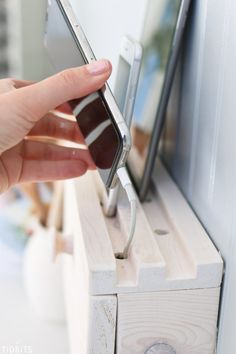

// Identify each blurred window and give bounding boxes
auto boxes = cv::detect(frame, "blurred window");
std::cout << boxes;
[0,0,9,78]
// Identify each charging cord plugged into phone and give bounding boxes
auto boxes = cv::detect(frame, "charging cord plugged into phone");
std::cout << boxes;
[45,5,140,259]
[102,35,142,258]
[113,167,137,260]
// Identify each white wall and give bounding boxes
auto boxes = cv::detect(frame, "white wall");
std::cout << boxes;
[20,0,148,84]
[20,0,53,80]
[162,1,236,353]
[70,0,147,88]
[6,0,22,78]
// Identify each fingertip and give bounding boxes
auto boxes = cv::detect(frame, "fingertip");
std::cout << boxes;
[76,160,88,176]
[66,159,88,177]
[85,59,112,76]
[88,162,96,171]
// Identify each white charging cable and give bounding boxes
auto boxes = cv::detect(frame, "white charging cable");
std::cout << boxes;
[115,167,137,259]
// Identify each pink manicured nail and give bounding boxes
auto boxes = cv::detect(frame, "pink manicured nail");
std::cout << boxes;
[86,60,111,75]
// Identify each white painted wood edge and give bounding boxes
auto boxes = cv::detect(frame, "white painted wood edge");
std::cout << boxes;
[152,160,223,270]
[64,164,223,295]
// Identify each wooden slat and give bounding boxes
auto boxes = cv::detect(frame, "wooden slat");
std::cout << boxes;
[117,288,220,354]
[62,255,117,354]
[63,165,223,295]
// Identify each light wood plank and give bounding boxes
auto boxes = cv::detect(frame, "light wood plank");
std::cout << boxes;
[63,167,222,354]
[151,160,223,282]
[117,287,220,354]
[63,166,223,295]
[63,181,117,354]
[62,255,117,354]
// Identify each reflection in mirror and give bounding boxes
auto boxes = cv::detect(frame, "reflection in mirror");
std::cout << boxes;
[128,0,181,187]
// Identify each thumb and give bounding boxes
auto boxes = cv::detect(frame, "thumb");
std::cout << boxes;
[9,59,112,121]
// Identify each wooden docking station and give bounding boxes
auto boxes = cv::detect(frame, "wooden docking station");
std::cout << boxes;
[62,160,223,354]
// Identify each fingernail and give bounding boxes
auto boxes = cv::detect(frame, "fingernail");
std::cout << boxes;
[86,60,111,75]
[71,149,85,158]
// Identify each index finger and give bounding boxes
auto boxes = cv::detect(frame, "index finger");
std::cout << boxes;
[5,60,112,123]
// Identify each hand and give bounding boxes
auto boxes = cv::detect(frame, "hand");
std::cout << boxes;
[0,59,112,193]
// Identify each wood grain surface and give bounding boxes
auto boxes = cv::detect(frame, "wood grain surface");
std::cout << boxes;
[117,288,220,354]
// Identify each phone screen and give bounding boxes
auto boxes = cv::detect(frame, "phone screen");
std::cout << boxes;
[127,0,182,189]
[44,0,123,187]
[114,57,131,114]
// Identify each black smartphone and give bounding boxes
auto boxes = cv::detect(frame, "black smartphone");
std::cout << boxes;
[44,0,131,189]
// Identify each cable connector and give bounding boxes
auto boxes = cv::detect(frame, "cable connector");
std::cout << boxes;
[115,167,137,259]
